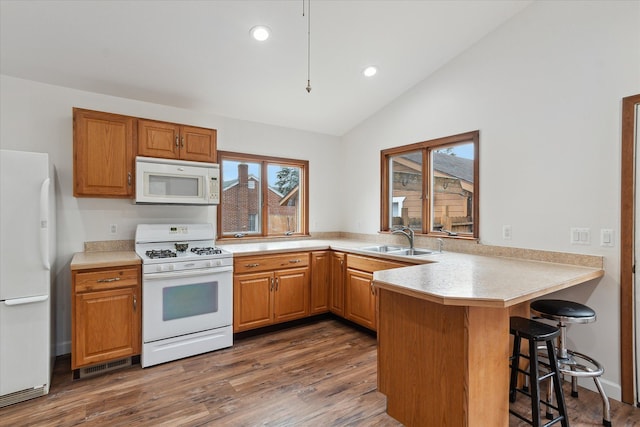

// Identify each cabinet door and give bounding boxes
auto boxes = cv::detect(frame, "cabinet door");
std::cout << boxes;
[329,252,346,316]
[345,268,376,330]
[73,108,135,197]
[180,125,217,162]
[273,267,309,323]
[310,251,330,314]
[73,286,140,369]
[233,272,273,332]
[137,119,180,159]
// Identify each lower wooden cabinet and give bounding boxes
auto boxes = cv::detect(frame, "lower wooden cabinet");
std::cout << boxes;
[329,252,346,316]
[232,250,409,333]
[71,265,141,369]
[233,253,310,332]
[345,254,410,331]
[310,251,330,314]
[345,268,377,329]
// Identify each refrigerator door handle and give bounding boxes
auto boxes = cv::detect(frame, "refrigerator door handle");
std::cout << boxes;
[40,178,50,271]
[4,295,49,306]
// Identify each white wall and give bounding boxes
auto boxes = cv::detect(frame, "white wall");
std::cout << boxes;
[342,0,639,400]
[0,75,341,355]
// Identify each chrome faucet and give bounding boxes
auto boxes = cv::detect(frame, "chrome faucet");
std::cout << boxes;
[436,238,444,253]
[392,226,414,249]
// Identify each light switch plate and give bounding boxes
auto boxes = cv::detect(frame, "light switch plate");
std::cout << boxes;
[570,227,590,245]
[600,229,614,247]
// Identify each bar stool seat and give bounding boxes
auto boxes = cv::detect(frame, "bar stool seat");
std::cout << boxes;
[531,299,611,427]
[509,316,569,427]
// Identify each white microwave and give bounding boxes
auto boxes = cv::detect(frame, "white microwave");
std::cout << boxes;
[135,156,220,205]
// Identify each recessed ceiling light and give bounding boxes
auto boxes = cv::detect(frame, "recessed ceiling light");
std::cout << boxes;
[250,25,270,42]
[363,66,378,77]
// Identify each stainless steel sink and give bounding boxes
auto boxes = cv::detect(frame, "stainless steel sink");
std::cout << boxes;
[359,245,433,256]
[388,248,433,256]
[359,245,404,253]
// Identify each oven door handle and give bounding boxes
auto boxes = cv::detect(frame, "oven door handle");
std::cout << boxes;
[143,266,233,280]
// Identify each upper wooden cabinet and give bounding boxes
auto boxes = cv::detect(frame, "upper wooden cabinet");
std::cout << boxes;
[138,119,217,163]
[73,108,136,198]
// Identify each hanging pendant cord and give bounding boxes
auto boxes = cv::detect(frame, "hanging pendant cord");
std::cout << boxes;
[305,0,311,93]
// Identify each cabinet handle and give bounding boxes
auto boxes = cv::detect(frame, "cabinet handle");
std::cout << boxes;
[370,282,375,295]
[275,277,279,291]
[181,136,185,148]
[133,295,137,311]
[127,172,132,186]
[270,277,274,292]
[289,259,301,264]
[245,263,260,268]
[96,277,121,283]
[175,136,179,148]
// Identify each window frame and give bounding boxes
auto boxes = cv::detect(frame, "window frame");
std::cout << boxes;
[218,151,309,239]
[380,130,479,239]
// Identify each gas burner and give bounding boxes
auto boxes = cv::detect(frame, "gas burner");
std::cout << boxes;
[191,247,223,256]
[146,249,177,259]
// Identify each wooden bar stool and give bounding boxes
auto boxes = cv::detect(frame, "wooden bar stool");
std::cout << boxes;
[530,299,611,426]
[509,316,569,427]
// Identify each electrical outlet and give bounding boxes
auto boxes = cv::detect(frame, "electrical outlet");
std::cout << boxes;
[109,224,118,235]
[502,225,512,240]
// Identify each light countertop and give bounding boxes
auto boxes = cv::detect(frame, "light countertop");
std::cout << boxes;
[70,251,141,270]
[71,239,604,307]
[372,251,603,308]
[219,238,604,308]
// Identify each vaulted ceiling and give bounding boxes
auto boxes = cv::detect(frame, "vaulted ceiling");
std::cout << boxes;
[0,1,532,135]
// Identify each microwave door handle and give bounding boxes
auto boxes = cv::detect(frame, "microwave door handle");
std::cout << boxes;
[206,174,213,202]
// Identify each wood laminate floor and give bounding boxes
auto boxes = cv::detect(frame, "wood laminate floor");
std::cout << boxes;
[0,318,638,426]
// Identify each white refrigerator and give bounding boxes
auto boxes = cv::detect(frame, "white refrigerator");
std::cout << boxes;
[0,149,55,407]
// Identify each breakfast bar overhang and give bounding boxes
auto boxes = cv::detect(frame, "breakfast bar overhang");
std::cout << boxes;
[372,252,604,427]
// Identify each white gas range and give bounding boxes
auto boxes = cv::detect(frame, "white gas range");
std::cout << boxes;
[135,223,233,368]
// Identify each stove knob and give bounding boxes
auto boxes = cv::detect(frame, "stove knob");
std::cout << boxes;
[168,264,175,271]
[215,260,223,266]
[156,265,164,272]
[207,260,214,268]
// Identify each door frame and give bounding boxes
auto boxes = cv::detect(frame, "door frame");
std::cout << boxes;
[620,93,640,405]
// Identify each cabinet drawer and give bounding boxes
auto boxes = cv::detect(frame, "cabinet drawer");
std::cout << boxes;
[74,267,140,293]
[347,254,409,273]
[234,252,310,274]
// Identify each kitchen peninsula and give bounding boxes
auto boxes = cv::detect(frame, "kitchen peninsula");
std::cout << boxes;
[372,252,604,427]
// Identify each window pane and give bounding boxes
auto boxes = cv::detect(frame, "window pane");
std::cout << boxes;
[221,160,262,235]
[267,164,301,235]
[431,143,474,234]
[389,151,422,231]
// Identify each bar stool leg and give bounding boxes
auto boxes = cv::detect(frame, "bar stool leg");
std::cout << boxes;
[510,335,522,403]
[546,374,555,420]
[546,339,569,427]
[593,376,612,427]
[529,339,542,427]
[571,372,579,397]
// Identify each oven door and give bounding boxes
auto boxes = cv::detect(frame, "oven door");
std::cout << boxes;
[142,266,232,343]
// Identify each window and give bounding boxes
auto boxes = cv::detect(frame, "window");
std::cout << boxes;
[381,131,479,238]
[218,151,309,238]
